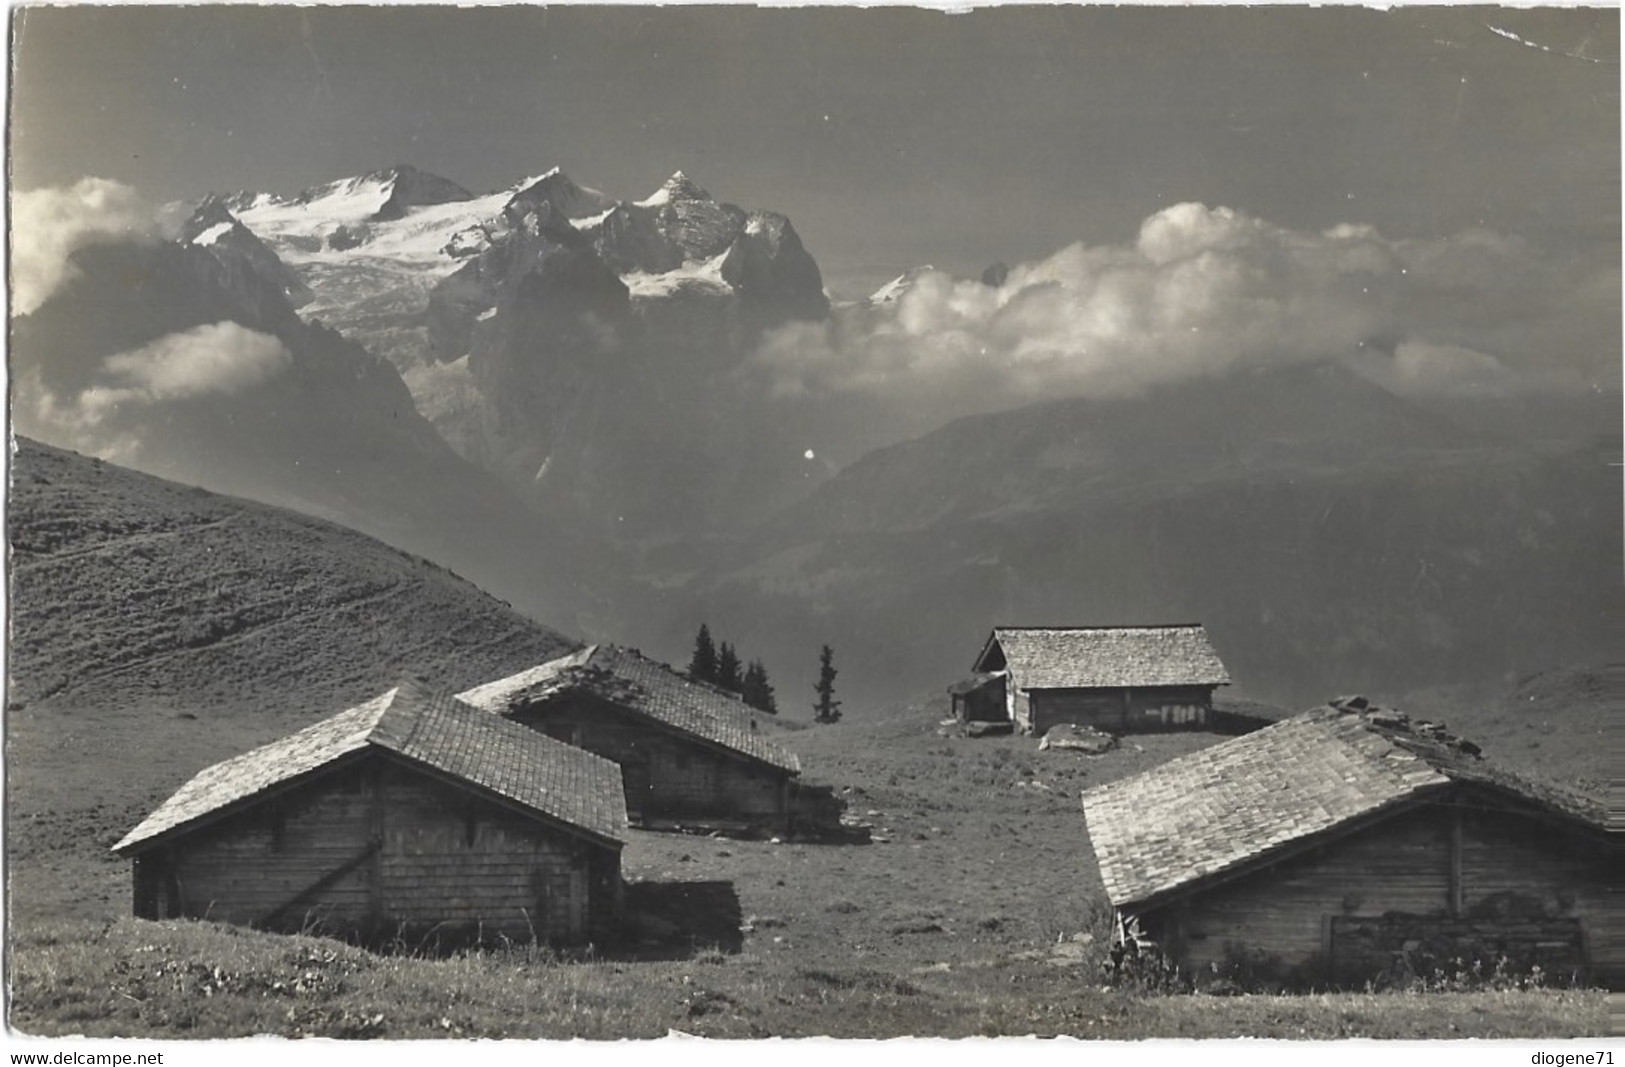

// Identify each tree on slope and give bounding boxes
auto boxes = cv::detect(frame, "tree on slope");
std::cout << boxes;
[689,624,718,684]
[742,659,778,714]
[716,641,743,693]
[813,644,841,724]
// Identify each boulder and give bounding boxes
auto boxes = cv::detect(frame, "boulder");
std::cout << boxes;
[1038,724,1118,754]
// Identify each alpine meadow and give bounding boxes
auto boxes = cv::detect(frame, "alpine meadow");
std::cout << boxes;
[6,4,1619,1051]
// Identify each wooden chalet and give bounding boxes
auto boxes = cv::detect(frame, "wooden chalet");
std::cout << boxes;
[962,624,1230,735]
[112,684,628,945]
[1082,698,1616,989]
[458,644,801,833]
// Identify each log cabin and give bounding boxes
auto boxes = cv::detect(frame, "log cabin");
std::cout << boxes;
[457,645,801,834]
[962,624,1230,734]
[112,684,628,946]
[1081,698,1616,989]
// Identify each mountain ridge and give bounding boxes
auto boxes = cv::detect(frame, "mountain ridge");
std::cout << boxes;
[609,362,1622,710]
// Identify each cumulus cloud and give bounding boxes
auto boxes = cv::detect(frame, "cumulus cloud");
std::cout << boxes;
[79,322,293,418]
[21,323,293,447]
[10,178,159,315]
[750,202,1616,426]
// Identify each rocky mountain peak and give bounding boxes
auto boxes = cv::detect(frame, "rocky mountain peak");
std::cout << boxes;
[183,193,237,233]
[506,169,617,222]
[371,164,476,221]
[641,170,713,208]
[637,173,744,261]
[720,211,829,322]
[177,197,313,309]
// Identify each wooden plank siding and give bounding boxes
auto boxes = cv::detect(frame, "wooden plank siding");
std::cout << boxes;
[1026,685,1215,736]
[951,677,1007,723]
[1139,795,1613,986]
[509,694,791,830]
[1148,804,1452,974]
[135,753,620,945]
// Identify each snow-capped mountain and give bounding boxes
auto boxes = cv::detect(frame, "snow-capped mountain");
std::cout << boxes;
[222,164,825,365]
[198,163,830,537]
[199,164,825,529]
[179,193,314,310]
[225,163,481,256]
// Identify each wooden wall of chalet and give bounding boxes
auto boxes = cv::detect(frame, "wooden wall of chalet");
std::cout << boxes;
[1023,685,1215,735]
[511,695,791,830]
[131,754,621,945]
[952,678,1008,723]
[1138,791,1612,987]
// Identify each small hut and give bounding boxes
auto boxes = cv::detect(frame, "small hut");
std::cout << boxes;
[970,624,1229,735]
[112,684,628,946]
[947,672,1008,724]
[458,644,801,834]
[1082,698,1615,989]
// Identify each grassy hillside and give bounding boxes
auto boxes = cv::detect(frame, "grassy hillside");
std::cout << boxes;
[7,436,579,924]
[8,436,578,711]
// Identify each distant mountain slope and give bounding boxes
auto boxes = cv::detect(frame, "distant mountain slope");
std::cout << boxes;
[754,363,1480,540]
[631,364,1622,711]
[6,436,579,713]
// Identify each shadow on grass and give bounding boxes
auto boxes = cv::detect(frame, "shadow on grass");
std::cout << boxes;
[619,879,743,961]
[792,783,873,845]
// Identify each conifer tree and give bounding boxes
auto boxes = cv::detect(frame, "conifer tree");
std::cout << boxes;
[716,642,743,693]
[813,644,841,724]
[743,659,778,714]
[688,624,718,684]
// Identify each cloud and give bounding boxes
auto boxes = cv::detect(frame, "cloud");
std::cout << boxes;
[10,178,159,315]
[78,322,293,419]
[750,203,1617,430]
[1386,340,1519,397]
[20,323,294,450]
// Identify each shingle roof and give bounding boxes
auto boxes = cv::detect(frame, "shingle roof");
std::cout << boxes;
[456,645,801,775]
[1082,701,1606,910]
[113,684,628,854]
[977,625,1230,689]
[947,672,1002,696]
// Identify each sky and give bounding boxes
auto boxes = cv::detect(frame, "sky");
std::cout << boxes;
[10,4,1621,300]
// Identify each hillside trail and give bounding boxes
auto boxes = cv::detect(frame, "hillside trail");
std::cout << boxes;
[10,512,243,565]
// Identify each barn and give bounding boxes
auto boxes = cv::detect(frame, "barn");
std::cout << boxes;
[1081,698,1616,989]
[457,644,802,834]
[112,683,628,946]
[963,624,1230,735]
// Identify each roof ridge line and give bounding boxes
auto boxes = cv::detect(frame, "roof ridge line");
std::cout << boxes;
[368,682,430,756]
[993,622,1209,631]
